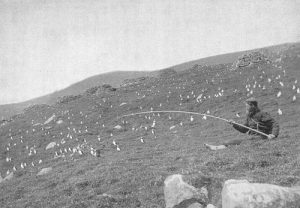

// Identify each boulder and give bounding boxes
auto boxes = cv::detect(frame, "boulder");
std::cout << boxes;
[164,174,208,208]
[222,179,300,208]
[46,142,56,150]
[37,167,52,176]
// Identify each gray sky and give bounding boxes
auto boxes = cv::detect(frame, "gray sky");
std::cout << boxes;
[0,0,299,104]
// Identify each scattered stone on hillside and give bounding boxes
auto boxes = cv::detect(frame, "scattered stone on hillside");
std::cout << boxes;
[37,167,53,176]
[164,174,208,208]
[234,51,270,68]
[222,179,300,208]
[57,95,82,104]
[46,142,57,150]
[44,114,56,125]
[85,85,102,95]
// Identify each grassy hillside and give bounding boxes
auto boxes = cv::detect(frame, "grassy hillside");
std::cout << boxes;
[1,42,298,119]
[0,43,299,207]
[0,71,157,119]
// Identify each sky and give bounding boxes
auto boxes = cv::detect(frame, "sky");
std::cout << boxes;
[0,0,299,104]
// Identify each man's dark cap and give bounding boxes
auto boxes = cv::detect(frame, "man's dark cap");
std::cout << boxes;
[245,97,258,106]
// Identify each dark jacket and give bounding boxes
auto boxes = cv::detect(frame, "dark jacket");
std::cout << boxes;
[232,108,279,138]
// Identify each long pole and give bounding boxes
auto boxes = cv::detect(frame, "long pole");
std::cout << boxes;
[120,110,269,137]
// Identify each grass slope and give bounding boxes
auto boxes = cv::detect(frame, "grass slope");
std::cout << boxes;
[0,43,300,208]
[1,42,299,119]
[0,71,157,119]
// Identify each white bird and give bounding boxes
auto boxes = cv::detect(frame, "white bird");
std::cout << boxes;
[202,115,207,120]
[278,109,282,115]
[113,140,117,146]
[279,82,284,87]
[293,95,296,101]
[277,91,282,97]
[170,126,176,130]
[151,120,156,128]
[190,116,194,122]
[13,166,16,171]
[236,113,240,118]
[140,138,144,143]
[21,163,24,169]
[116,145,120,151]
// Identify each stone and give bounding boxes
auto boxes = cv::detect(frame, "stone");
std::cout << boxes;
[222,179,300,208]
[46,142,56,150]
[186,202,203,208]
[164,174,208,208]
[37,167,52,176]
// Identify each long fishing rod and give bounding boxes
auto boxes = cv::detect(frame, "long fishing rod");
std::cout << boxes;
[120,110,269,137]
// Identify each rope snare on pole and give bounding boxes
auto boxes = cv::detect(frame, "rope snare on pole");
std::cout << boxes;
[120,110,269,137]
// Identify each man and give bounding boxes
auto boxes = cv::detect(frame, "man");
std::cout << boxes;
[205,97,279,150]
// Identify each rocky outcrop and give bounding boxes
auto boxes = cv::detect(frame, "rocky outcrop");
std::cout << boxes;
[222,179,300,208]
[235,51,270,68]
[57,95,82,104]
[164,174,209,208]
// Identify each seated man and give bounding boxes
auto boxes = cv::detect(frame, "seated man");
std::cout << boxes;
[205,97,279,150]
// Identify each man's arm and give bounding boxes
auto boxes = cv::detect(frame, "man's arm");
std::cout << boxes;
[261,112,280,138]
[230,119,249,134]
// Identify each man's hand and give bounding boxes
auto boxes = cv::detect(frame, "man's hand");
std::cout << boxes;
[227,119,235,125]
[267,134,275,139]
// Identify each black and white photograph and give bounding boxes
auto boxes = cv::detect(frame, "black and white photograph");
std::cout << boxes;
[0,0,299,207]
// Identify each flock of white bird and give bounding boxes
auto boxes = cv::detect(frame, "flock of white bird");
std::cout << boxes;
[1,53,299,179]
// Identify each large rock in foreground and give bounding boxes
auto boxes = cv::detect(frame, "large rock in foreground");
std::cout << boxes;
[222,179,300,208]
[164,174,208,208]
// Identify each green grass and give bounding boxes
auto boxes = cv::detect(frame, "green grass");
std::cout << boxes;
[1,45,300,208]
